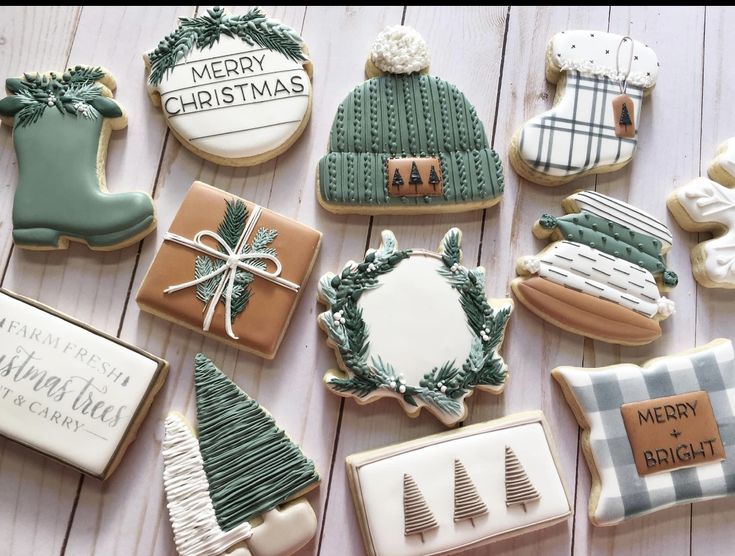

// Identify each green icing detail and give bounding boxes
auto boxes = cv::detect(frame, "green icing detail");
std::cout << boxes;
[194,353,319,529]
[663,270,679,287]
[0,66,121,128]
[194,200,278,321]
[318,74,504,207]
[148,7,306,87]
[538,213,558,229]
[10,102,154,248]
[319,232,511,416]
[552,212,670,275]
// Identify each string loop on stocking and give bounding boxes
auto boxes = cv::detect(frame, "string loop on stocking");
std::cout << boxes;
[615,36,634,95]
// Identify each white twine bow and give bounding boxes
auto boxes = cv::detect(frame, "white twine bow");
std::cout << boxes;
[163,205,299,340]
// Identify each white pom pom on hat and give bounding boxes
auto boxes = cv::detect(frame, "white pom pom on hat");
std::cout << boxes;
[366,25,430,77]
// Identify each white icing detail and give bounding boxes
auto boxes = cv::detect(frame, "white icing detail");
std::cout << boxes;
[536,241,664,318]
[713,138,735,179]
[674,177,735,285]
[358,254,475,385]
[369,25,430,75]
[656,296,675,318]
[163,414,253,556]
[552,31,659,87]
[569,190,673,249]
[520,256,541,274]
[149,35,311,161]
[162,205,299,340]
[354,420,571,556]
[0,291,160,477]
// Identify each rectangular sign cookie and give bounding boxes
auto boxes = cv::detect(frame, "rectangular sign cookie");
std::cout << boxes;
[0,289,168,479]
[346,411,571,556]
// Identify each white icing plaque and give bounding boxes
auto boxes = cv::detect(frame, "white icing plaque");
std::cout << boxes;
[346,412,572,556]
[0,290,167,479]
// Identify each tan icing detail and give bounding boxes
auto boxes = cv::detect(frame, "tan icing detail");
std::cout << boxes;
[453,459,488,523]
[612,94,635,138]
[513,277,661,345]
[620,391,725,476]
[136,181,321,359]
[387,157,443,197]
[504,446,541,511]
[403,473,438,540]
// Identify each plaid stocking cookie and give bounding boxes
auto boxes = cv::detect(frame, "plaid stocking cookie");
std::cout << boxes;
[509,31,659,186]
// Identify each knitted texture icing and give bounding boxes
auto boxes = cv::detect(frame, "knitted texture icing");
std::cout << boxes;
[370,25,430,75]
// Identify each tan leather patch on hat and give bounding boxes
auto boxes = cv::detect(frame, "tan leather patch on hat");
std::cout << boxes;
[620,391,724,476]
[387,157,443,197]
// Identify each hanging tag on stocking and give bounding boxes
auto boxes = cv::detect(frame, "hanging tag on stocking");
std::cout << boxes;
[613,36,636,138]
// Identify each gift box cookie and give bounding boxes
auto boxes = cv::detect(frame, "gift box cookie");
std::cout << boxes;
[0,289,168,480]
[136,181,321,358]
[346,411,571,556]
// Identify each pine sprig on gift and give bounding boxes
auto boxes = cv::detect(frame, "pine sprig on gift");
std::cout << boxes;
[217,199,247,251]
[148,6,307,87]
[194,255,222,303]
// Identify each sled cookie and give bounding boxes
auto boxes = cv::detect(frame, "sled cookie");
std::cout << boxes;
[509,31,659,186]
[0,66,156,250]
[162,354,320,556]
[145,7,313,167]
[668,140,735,288]
[553,339,735,526]
[317,25,504,215]
[318,228,512,425]
[511,191,677,345]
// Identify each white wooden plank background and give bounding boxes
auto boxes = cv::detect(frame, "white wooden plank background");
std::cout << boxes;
[1,5,734,556]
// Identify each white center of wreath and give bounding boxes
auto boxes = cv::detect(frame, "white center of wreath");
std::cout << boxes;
[358,254,474,385]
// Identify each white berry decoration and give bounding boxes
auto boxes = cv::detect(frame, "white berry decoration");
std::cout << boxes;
[369,25,430,76]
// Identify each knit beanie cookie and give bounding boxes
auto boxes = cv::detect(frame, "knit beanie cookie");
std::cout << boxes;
[317,25,504,215]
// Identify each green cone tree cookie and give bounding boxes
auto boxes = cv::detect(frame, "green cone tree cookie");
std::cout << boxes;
[0,66,156,250]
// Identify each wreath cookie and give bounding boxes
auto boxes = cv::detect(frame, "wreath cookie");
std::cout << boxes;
[512,191,677,345]
[145,7,313,167]
[509,31,659,186]
[0,66,157,250]
[317,25,504,214]
[318,228,513,426]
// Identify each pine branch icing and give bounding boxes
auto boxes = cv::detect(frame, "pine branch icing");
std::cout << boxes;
[162,414,253,556]
[194,354,320,527]
[148,6,306,86]
[318,228,512,424]
[0,66,122,128]
[163,200,298,339]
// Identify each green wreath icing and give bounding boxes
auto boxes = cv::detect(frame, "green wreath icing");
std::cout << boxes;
[0,66,122,128]
[318,229,511,417]
[148,6,306,87]
[318,74,504,207]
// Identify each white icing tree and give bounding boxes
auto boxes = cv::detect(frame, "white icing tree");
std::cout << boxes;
[162,414,253,556]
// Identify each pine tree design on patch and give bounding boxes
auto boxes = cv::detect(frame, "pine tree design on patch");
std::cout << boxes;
[161,354,321,556]
[318,228,513,426]
[194,199,278,322]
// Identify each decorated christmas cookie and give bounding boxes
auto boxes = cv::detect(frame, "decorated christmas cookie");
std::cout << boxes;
[136,181,321,359]
[346,411,572,555]
[512,191,677,345]
[145,7,312,167]
[0,66,157,250]
[509,31,659,186]
[0,289,168,479]
[317,25,504,214]
[553,339,735,526]
[668,140,735,288]
[163,354,320,556]
[318,228,512,425]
